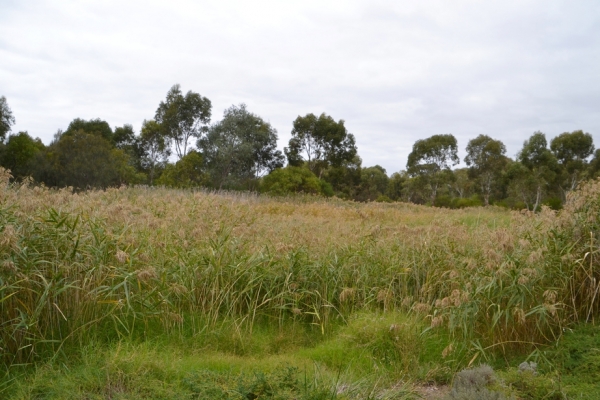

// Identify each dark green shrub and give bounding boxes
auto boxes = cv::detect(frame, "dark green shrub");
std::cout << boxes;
[261,166,330,196]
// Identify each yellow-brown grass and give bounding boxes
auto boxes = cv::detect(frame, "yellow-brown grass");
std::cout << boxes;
[1,167,599,366]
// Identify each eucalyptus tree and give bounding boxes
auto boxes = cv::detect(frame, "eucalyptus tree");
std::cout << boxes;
[449,168,473,199]
[356,165,389,202]
[113,124,137,149]
[139,120,171,185]
[198,104,284,190]
[464,135,508,205]
[406,134,459,205]
[155,84,212,159]
[284,113,357,178]
[386,171,408,201]
[0,96,16,141]
[550,130,594,198]
[516,131,559,211]
[64,118,113,143]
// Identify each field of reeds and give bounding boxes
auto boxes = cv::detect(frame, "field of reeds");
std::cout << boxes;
[2,166,600,398]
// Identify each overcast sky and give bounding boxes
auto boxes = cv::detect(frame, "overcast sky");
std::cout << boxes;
[2,0,599,173]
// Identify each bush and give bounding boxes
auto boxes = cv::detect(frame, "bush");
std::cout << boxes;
[260,166,331,196]
[156,151,208,188]
[183,365,335,399]
[452,195,483,209]
[375,194,393,203]
[543,196,562,210]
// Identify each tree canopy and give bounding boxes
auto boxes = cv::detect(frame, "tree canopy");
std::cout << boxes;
[284,113,357,178]
[139,119,170,185]
[155,84,212,159]
[64,118,113,143]
[550,130,595,194]
[35,130,137,189]
[407,134,459,204]
[4,88,600,210]
[198,104,283,190]
[464,135,507,205]
[0,131,44,181]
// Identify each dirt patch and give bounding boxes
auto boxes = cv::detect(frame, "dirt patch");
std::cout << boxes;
[413,384,450,399]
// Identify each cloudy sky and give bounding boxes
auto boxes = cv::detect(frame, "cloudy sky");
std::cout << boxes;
[1,0,599,173]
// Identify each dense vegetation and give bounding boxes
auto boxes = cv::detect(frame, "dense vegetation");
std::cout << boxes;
[1,89,599,211]
[3,88,600,397]
[2,167,600,397]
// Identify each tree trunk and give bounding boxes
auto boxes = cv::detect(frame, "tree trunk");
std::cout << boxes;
[532,184,542,212]
[430,184,437,205]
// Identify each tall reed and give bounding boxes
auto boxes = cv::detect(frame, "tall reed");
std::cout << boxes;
[1,166,600,368]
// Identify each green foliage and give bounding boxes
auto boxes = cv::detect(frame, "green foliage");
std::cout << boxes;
[452,195,483,209]
[499,367,564,399]
[34,130,139,189]
[355,165,389,202]
[516,132,559,211]
[465,135,507,206]
[550,130,594,165]
[386,171,407,201]
[156,150,207,188]
[155,84,212,159]
[375,195,392,203]
[113,124,137,149]
[550,130,595,198]
[184,366,336,400]
[407,134,459,204]
[505,160,544,211]
[0,131,44,181]
[139,119,170,185]
[63,117,114,143]
[260,166,331,196]
[588,149,600,178]
[321,156,362,199]
[284,113,357,178]
[541,324,600,398]
[434,194,482,209]
[198,104,284,190]
[542,196,562,210]
[0,96,15,141]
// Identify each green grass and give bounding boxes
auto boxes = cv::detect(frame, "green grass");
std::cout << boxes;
[4,314,600,399]
[3,320,421,399]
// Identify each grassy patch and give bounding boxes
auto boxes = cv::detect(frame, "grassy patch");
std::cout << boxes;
[3,334,418,399]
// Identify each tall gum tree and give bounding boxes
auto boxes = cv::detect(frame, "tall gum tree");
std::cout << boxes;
[155,84,211,159]
[0,96,16,142]
[406,134,459,205]
[198,104,283,190]
[464,134,508,206]
[284,113,357,179]
[516,131,559,211]
[550,130,594,199]
[140,120,171,185]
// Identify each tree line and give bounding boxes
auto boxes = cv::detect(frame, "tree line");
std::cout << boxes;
[1,86,598,210]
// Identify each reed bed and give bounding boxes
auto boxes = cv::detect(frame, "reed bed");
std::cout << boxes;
[1,167,599,369]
